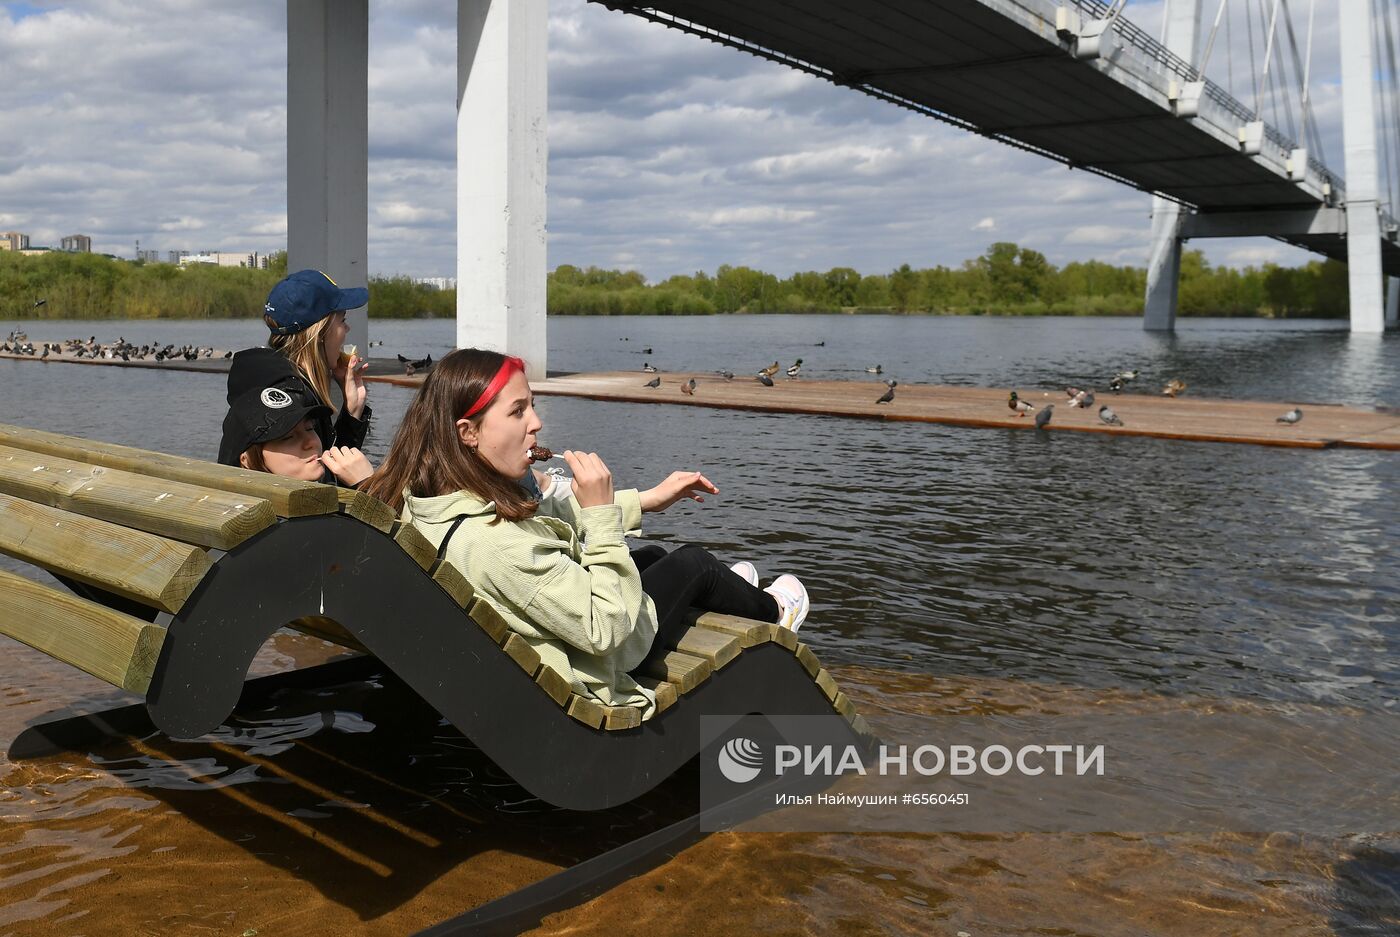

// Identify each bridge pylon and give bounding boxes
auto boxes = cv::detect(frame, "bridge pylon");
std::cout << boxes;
[1143,0,1202,332]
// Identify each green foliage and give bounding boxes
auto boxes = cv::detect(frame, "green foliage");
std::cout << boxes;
[0,244,1353,319]
[545,245,1350,318]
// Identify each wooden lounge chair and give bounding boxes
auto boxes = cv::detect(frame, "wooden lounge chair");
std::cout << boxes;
[0,422,873,812]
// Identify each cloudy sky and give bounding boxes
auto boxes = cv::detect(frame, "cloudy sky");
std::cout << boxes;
[0,0,1375,281]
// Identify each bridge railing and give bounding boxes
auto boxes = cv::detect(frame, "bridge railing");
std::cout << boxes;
[1068,0,1342,194]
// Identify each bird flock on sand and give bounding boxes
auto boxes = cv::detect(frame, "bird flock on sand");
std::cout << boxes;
[2,331,232,363]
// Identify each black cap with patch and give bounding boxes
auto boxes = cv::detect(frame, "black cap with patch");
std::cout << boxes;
[218,348,332,465]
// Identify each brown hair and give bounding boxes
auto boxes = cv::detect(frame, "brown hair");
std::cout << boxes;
[239,444,268,472]
[361,348,538,522]
[266,315,335,408]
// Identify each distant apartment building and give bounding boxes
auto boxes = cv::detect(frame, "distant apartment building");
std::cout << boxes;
[168,250,189,264]
[60,234,92,253]
[136,249,163,263]
[0,232,30,252]
[177,250,271,269]
[415,276,457,290]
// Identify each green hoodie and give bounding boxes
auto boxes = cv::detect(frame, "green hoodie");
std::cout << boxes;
[404,485,658,719]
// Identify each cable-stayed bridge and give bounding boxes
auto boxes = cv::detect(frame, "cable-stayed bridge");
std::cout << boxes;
[598,0,1400,333]
[284,1,1400,376]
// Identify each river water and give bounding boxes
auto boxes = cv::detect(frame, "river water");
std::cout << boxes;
[0,315,1397,935]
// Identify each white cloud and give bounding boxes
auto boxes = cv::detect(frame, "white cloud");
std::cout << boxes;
[0,0,1353,281]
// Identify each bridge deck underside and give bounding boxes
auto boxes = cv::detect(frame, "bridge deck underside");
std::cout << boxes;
[632,0,1322,212]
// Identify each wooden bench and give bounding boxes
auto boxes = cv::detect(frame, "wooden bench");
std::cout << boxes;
[0,422,872,810]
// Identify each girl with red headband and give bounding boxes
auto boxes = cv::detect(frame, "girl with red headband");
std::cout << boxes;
[362,348,809,720]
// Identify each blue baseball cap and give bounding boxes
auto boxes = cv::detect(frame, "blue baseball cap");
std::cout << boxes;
[264,269,369,335]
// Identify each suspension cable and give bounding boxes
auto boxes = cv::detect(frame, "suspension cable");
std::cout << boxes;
[1196,0,1231,81]
[1254,0,1265,114]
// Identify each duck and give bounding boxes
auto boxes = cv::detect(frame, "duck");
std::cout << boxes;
[786,358,803,379]
[758,361,780,379]
[756,373,774,387]
[1008,391,1035,418]
[643,362,658,373]
[864,365,883,374]
[1162,378,1187,397]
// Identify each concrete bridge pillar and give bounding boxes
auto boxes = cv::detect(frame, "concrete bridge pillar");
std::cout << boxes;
[1389,277,1400,328]
[1341,0,1387,333]
[456,0,548,376]
[287,0,370,355]
[1143,0,1202,332]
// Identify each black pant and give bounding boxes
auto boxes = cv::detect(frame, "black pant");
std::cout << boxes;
[629,544,780,660]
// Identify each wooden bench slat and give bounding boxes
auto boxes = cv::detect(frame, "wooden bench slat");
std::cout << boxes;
[0,444,275,550]
[636,649,712,694]
[0,569,166,694]
[634,675,679,714]
[814,668,839,702]
[794,643,821,678]
[0,495,211,613]
[467,597,511,643]
[693,611,775,648]
[565,694,605,729]
[392,523,437,572]
[431,561,476,608]
[501,633,542,675]
[668,626,741,669]
[0,422,336,518]
[770,624,799,650]
[534,664,573,706]
[832,691,857,720]
[603,705,641,730]
[339,489,396,533]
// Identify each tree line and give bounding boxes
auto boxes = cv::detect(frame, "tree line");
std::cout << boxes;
[1,242,1349,319]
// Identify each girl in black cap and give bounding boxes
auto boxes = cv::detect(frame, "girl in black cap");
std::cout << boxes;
[217,349,374,488]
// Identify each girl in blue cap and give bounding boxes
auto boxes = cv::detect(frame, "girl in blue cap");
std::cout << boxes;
[258,268,372,452]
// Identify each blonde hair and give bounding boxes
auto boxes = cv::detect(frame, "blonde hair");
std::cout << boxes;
[265,315,334,408]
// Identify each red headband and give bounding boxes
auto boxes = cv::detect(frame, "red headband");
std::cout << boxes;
[461,355,525,420]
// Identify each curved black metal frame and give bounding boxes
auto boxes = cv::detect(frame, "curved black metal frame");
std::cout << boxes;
[145,514,859,811]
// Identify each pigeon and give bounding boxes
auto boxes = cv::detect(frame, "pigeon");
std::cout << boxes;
[1008,391,1035,417]
[681,378,697,396]
[786,358,803,379]
[875,384,895,404]
[643,362,658,373]
[1067,389,1089,408]
[644,376,661,388]
[1035,403,1054,429]
[864,365,883,374]
[1276,407,1303,424]
[1065,386,1084,400]
[405,363,416,377]
[1098,405,1124,426]
[885,378,898,388]
[40,347,48,360]
[756,373,774,387]
[758,361,780,379]
[1078,391,1095,409]
[715,369,734,381]
[1162,378,1187,397]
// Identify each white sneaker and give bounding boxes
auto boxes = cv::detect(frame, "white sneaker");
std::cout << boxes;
[764,574,810,632]
[729,560,759,587]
